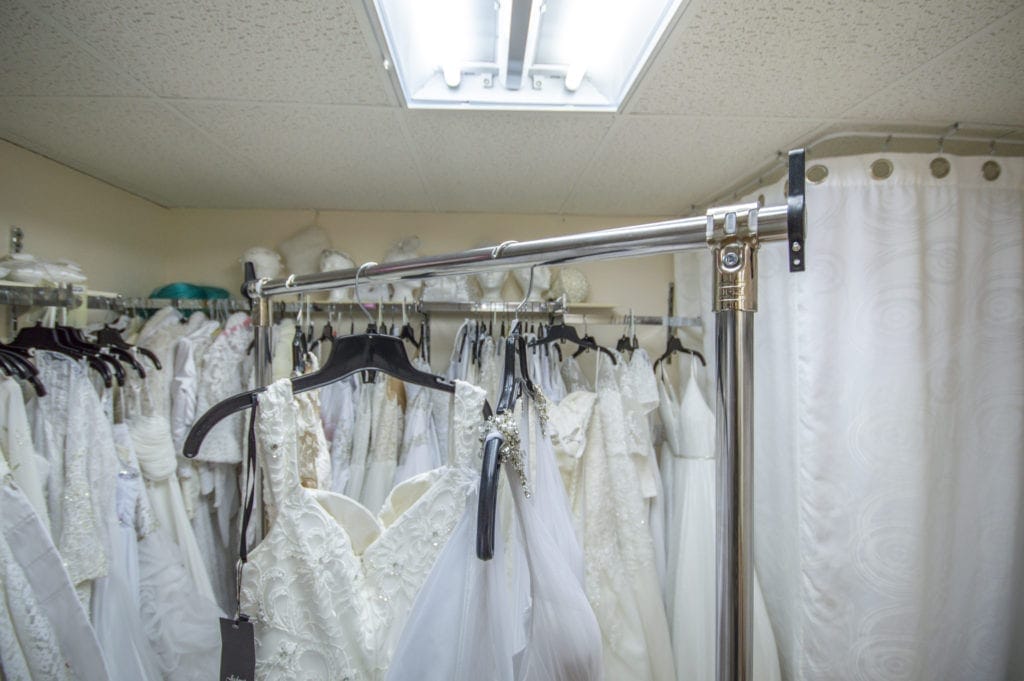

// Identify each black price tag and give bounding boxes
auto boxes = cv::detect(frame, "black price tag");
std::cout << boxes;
[219,616,256,681]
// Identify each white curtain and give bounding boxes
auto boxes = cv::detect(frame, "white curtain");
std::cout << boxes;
[675,153,1024,680]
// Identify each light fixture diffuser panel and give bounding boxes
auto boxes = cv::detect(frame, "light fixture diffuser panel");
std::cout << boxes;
[372,0,684,111]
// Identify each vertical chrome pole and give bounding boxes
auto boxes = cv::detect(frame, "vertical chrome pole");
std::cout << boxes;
[708,204,760,681]
[715,309,754,681]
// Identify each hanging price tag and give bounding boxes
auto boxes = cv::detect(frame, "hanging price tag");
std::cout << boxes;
[219,615,256,681]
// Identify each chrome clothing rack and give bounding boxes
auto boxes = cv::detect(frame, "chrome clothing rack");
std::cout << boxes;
[238,150,808,681]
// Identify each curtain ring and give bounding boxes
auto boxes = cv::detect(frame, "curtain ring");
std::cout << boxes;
[285,274,296,288]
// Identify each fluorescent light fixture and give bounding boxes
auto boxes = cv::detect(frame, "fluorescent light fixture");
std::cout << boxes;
[372,0,685,111]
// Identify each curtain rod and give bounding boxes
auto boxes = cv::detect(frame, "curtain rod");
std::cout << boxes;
[252,203,793,299]
[701,124,1024,208]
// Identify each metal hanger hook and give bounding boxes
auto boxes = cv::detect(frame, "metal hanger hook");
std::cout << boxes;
[514,264,537,321]
[354,262,378,324]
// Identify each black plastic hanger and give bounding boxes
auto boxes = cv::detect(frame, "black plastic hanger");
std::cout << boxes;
[0,344,46,396]
[10,323,113,388]
[531,321,617,365]
[477,324,522,561]
[95,324,163,371]
[184,333,459,459]
[653,334,706,370]
[58,326,126,386]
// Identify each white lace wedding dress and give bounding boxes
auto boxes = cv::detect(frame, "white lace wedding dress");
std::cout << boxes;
[387,390,603,681]
[240,378,486,680]
[548,352,676,681]
[0,454,111,681]
[658,362,781,681]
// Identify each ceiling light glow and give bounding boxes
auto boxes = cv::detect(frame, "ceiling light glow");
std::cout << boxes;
[372,0,684,111]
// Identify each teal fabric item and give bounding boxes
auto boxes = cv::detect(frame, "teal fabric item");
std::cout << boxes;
[148,282,232,318]
[150,283,230,300]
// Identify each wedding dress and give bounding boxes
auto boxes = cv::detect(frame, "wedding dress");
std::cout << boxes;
[240,378,485,680]
[387,390,603,681]
[0,454,111,681]
[359,376,404,514]
[28,352,117,608]
[394,365,444,486]
[112,424,224,681]
[176,311,250,611]
[658,361,781,681]
[0,377,50,530]
[129,414,217,601]
[322,375,359,493]
[549,352,676,681]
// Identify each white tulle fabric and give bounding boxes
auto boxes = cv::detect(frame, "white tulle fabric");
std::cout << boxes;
[241,378,485,680]
[92,429,166,681]
[387,392,603,681]
[658,362,781,681]
[110,424,224,681]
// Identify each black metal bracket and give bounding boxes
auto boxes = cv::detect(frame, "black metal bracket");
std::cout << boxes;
[787,149,806,272]
[241,261,257,308]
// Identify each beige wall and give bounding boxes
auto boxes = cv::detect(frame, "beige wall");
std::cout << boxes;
[1,142,682,354]
[166,208,675,312]
[0,139,172,296]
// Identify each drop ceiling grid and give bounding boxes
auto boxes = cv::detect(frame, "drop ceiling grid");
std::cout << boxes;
[5,0,315,207]
[626,0,1023,118]
[175,101,435,211]
[0,96,293,207]
[562,115,820,216]
[1,0,1023,214]
[400,110,617,213]
[0,4,145,97]
[27,0,396,106]
[835,4,1024,127]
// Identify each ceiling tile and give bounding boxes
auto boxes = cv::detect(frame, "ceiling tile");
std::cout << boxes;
[403,110,616,213]
[175,101,433,211]
[630,0,1021,117]
[31,0,393,105]
[838,7,1024,127]
[0,3,144,96]
[564,116,818,215]
[0,97,287,206]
